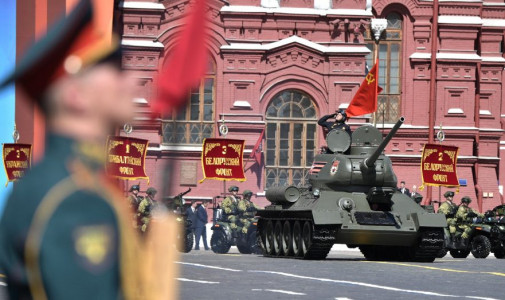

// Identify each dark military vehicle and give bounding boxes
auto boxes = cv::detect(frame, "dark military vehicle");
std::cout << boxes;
[257,117,447,262]
[210,196,261,254]
[439,204,505,259]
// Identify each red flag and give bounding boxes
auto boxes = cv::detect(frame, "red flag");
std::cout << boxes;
[151,0,209,115]
[346,59,382,117]
[249,129,265,165]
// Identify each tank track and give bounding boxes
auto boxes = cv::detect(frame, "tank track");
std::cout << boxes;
[359,228,445,262]
[257,218,337,260]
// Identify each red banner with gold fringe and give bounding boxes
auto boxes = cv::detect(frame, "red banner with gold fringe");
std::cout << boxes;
[3,143,32,185]
[421,143,460,188]
[200,138,246,182]
[106,136,149,183]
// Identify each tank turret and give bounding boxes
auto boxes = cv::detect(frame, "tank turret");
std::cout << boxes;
[257,117,446,262]
[309,117,404,194]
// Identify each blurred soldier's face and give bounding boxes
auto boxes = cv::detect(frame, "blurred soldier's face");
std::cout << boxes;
[132,190,138,195]
[83,64,137,127]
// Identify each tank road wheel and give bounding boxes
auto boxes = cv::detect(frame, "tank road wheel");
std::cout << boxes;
[264,220,275,255]
[282,221,293,256]
[210,230,231,254]
[292,221,302,257]
[449,249,470,259]
[494,247,505,259]
[471,235,491,259]
[273,221,283,256]
[301,221,313,257]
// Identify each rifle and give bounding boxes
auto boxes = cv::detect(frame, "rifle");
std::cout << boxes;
[175,188,192,199]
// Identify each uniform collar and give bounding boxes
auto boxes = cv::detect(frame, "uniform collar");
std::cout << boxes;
[46,133,106,169]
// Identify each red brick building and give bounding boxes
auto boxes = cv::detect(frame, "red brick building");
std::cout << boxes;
[13,0,505,212]
[118,0,505,212]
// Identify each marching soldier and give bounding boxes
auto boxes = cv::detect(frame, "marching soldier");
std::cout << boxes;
[221,186,241,232]
[237,190,261,234]
[456,196,484,246]
[138,187,158,233]
[128,184,141,210]
[0,1,179,298]
[438,191,458,240]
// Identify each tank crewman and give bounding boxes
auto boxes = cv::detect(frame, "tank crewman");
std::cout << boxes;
[456,196,484,244]
[237,190,261,233]
[221,186,240,231]
[317,109,352,137]
[138,187,158,233]
[0,1,180,298]
[438,191,458,239]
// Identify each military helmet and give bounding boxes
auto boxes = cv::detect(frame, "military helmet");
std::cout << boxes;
[146,187,157,196]
[129,185,140,192]
[243,190,253,197]
[461,196,472,204]
[444,191,455,198]
[228,186,239,192]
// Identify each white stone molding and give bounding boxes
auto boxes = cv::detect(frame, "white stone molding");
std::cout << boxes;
[261,0,280,8]
[370,19,387,42]
[121,39,165,48]
[314,0,332,10]
[119,1,165,10]
[220,6,372,17]
[447,108,464,114]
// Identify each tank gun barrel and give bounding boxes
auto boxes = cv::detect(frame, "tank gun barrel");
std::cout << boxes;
[363,117,405,168]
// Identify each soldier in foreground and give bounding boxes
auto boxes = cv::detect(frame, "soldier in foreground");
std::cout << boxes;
[221,186,241,231]
[0,1,179,298]
[438,191,458,240]
[456,196,484,246]
[237,190,261,234]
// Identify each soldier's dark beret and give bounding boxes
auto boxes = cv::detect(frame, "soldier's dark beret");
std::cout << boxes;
[228,186,239,192]
[461,196,472,204]
[129,185,140,192]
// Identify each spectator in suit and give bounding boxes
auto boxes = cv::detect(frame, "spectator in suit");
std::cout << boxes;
[410,185,423,204]
[186,200,197,237]
[194,201,210,250]
[397,181,410,195]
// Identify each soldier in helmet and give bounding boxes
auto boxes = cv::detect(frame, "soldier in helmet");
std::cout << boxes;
[317,108,351,137]
[138,187,158,233]
[456,196,484,245]
[438,191,458,240]
[128,184,141,210]
[221,186,241,232]
[237,190,261,234]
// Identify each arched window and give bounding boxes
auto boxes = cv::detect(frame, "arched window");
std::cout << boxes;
[162,59,215,144]
[365,12,402,123]
[265,90,317,188]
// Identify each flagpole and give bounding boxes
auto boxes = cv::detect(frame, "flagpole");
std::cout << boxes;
[370,19,387,127]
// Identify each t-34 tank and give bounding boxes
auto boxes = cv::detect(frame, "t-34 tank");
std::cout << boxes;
[257,117,446,262]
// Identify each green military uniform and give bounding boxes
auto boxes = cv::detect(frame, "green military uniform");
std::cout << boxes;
[127,184,141,210]
[438,191,458,235]
[138,187,158,233]
[0,135,141,299]
[221,186,240,231]
[237,190,261,233]
[456,196,484,240]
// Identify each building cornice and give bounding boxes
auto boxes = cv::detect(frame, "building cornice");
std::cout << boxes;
[119,1,165,10]
[122,39,165,49]
[220,5,372,17]
[221,35,370,54]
